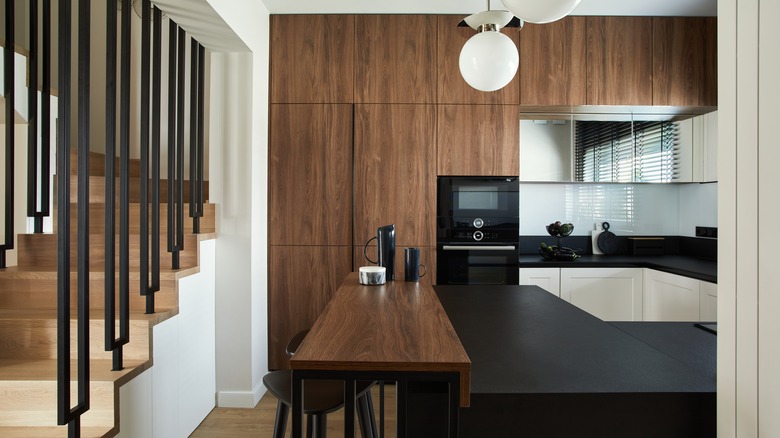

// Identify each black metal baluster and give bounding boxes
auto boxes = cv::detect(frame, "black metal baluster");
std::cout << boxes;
[197,44,205,229]
[140,0,151,311]
[27,0,40,232]
[1,0,15,268]
[104,0,118,369]
[57,0,73,430]
[176,27,185,262]
[167,20,178,269]
[189,38,199,233]
[40,0,52,233]
[149,5,162,314]
[76,0,92,432]
[117,0,132,371]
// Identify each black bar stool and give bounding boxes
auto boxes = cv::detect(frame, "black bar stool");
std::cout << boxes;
[263,331,378,438]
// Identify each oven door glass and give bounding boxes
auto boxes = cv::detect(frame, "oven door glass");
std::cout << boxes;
[437,245,519,285]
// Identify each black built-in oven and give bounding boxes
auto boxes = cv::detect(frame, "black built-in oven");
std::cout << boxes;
[437,177,520,285]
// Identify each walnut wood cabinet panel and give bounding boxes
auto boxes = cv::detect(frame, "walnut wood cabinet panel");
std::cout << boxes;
[437,15,520,104]
[355,15,437,104]
[355,245,437,285]
[353,104,437,247]
[653,17,717,107]
[269,104,352,245]
[586,17,653,106]
[270,15,354,103]
[437,105,520,176]
[519,17,587,106]
[268,245,352,370]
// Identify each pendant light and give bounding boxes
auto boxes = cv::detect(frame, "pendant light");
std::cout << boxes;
[459,8,521,92]
[499,0,582,24]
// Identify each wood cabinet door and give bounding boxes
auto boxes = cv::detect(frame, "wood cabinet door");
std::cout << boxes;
[268,246,352,369]
[270,15,354,103]
[653,17,718,107]
[437,105,520,176]
[355,15,437,103]
[437,15,520,104]
[354,104,436,247]
[269,104,352,246]
[586,17,653,106]
[519,17,586,106]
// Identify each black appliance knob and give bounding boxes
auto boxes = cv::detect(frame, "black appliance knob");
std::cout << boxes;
[473,231,484,241]
[473,218,484,228]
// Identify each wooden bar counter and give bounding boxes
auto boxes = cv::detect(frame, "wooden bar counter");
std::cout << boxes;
[290,272,471,437]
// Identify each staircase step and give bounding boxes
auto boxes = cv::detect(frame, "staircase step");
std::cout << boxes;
[66,175,210,204]
[16,233,200,270]
[59,202,216,235]
[0,267,181,313]
[70,148,141,178]
[0,426,112,438]
[0,310,152,361]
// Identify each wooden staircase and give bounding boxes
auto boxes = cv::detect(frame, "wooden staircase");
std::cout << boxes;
[0,150,216,437]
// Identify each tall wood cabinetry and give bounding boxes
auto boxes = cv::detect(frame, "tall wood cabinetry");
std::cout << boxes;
[354,104,437,279]
[586,17,654,106]
[519,17,587,106]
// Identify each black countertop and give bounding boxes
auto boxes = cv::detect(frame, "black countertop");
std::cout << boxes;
[433,284,716,437]
[518,254,717,283]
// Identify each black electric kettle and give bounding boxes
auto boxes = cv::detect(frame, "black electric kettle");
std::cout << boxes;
[363,224,396,280]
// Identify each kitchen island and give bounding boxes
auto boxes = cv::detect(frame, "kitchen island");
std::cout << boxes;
[435,284,715,438]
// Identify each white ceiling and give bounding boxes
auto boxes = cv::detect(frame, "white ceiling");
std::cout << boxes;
[259,0,716,17]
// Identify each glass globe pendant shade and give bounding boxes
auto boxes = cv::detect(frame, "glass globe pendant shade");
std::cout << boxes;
[459,30,519,92]
[499,0,582,24]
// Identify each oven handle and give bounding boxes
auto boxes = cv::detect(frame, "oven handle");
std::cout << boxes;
[442,245,517,251]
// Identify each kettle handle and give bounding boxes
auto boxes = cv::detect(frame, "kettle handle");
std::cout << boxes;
[363,236,378,264]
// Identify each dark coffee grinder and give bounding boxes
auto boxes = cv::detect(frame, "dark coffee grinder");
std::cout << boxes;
[363,224,396,280]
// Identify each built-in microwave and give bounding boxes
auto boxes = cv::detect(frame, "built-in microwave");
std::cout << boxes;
[437,176,519,220]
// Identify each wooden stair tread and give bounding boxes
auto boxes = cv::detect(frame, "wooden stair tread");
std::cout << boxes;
[0,425,112,438]
[0,307,175,321]
[0,265,196,280]
[0,358,148,382]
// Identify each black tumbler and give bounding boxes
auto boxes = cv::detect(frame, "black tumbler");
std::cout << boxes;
[404,248,427,282]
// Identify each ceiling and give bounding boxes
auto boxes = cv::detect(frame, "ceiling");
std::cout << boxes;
[258,0,717,17]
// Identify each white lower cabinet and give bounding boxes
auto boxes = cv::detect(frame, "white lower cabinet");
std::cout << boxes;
[560,268,644,321]
[699,281,718,321]
[519,268,561,297]
[643,269,701,321]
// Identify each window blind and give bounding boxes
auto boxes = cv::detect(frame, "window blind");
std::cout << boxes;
[574,120,680,183]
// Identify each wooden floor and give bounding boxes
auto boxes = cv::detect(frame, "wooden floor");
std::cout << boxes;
[191,385,396,437]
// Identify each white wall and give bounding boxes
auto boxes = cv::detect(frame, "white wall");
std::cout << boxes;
[718,0,780,436]
[519,182,717,237]
[204,0,270,408]
[117,238,216,438]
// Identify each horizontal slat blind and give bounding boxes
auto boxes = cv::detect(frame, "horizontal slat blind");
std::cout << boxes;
[575,120,680,183]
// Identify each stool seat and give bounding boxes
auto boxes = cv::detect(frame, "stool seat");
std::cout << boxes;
[263,371,374,415]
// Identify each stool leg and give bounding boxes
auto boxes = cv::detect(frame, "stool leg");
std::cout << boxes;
[273,400,289,438]
[311,414,327,438]
[357,394,378,438]
[365,391,378,438]
[306,415,314,438]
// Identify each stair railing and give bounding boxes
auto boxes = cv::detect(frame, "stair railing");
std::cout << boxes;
[189,40,205,234]
[1,0,15,269]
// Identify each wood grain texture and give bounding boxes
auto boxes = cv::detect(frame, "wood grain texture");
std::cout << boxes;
[355,15,437,103]
[586,17,653,106]
[354,245,436,286]
[437,15,520,104]
[270,15,354,103]
[269,104,353,246]
[653,17,718,106]
[268,246,352,370]
[291,272,471,406]
[519,17,586,106]
[437,104,520,176]
[353,104,436,247]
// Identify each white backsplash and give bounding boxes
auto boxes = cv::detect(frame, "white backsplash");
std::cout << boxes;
[519,183,717,237]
